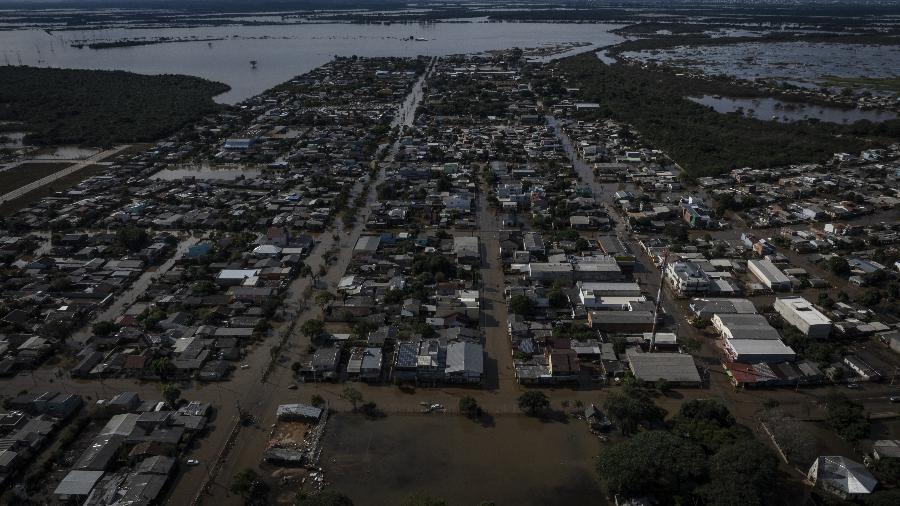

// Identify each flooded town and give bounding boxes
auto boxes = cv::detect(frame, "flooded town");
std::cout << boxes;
[2,2,900,506]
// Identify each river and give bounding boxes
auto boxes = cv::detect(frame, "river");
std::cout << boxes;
[0,22,623,103]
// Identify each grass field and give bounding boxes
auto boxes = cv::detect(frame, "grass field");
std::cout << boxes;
[0,162,73,195]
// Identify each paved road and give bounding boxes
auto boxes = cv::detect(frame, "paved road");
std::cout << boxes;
[0,145,129,204]
[69,235,202,348]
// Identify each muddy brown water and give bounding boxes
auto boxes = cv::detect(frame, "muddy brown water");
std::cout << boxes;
[322,413,607,506]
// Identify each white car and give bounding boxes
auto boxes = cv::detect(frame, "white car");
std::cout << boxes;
[240,364,249,370]
[186,459,199,466]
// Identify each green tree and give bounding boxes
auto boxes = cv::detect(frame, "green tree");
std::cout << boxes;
[697,439,779,506]
[301,319,325,339]
[314,291,335,308]
[230,468,268,505]
[596,430,706,499]
[827,256,851,276]
[459,396,481,419]
[602,387,663,435]
[825,392,870,441]
[116,226,149,252]
[341,387,363,412]
[161,384,181,407]
[518,391,550,416]
[310,394,325,408]
[508,295,536,316]
[402,495,448,506]
[296,491,354,506]
[547,289,568,309]
[92,320,119,337]
[150,357,172,381]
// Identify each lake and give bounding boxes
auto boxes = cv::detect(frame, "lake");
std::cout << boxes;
[689,95,898,124]
[0,22,623,103]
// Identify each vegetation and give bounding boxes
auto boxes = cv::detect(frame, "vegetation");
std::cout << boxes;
[458,396,482,419]
[517,391,550,416]
[824,392,870,441]
[507,295,536,316]
[295,491,354,506]
[602,385,664,435]
[0,66,229,146]
[230,468,269,506]
[597,400,780,505]
[551,53,900,176]
[341,387,364,412]
[161,383,181,407]
[301,319,325,339]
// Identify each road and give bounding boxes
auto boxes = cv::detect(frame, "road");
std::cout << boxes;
[0,145,129,203]
[69,234,203,348]
[199,58,438,506]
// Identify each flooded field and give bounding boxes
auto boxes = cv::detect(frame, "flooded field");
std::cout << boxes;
[624,42,900,94]
[688,95,898,123]
[322,414,606,505]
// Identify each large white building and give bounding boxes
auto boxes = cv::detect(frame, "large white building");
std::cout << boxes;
[577,282,644,309]
[724,339,796,363]
[748,259,791,291]
[774,296,832,339]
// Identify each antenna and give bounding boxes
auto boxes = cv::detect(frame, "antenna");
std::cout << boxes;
[649,249,669,352]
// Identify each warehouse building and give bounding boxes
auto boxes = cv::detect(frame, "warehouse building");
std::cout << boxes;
[724,339,796,363]
[774,296,832,339]
[748,259,792,291]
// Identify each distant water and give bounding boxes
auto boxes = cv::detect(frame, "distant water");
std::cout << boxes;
[0,22,623,103]
[689,95,898,124]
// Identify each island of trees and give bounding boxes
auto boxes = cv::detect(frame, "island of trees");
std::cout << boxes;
[0,66,230,146]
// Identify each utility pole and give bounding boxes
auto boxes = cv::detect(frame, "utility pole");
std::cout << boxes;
[649,249,669,352]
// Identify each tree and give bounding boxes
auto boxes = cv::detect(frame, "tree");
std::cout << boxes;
[92,320,119,337]
[150,357,172,381]
[116,226,149,252]
[603,387,663,436]
[697,439,779,506]
[459,396,481,419]
[402,495,448,506]
[341,387,363,412]
[825,392,870,441]
[230,468,268,504]
[314,291,335,308]
[310,394,325,408]
[508,295,536,316]
[827,256,851,276]
[547,289,568,309]
[301,319,325,339]
[517,391,549,416]
[161,384,181,407]
[596,430,706,499]
[296,491,354,506]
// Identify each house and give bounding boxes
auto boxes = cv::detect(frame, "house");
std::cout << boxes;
[276,403,322,422]
[666,261,710,296]
[54,470,105,501]
[807,456,877,499]
[347,347,383,382]
[453,236,480,266]
[444,341,484,384]
[627,351,702,386]
[588,310,656,333]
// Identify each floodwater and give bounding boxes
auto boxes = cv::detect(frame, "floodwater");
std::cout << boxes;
[0,22,623,103]
[33,146,101,159]
[323,414,607,505]
[688,95,898,124]
[149,165,262,181]
[624,42,900,94]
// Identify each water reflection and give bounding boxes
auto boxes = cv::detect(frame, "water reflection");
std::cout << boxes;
[688,95,898,124]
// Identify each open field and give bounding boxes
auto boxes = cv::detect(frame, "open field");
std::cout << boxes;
[0,162,72,194]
